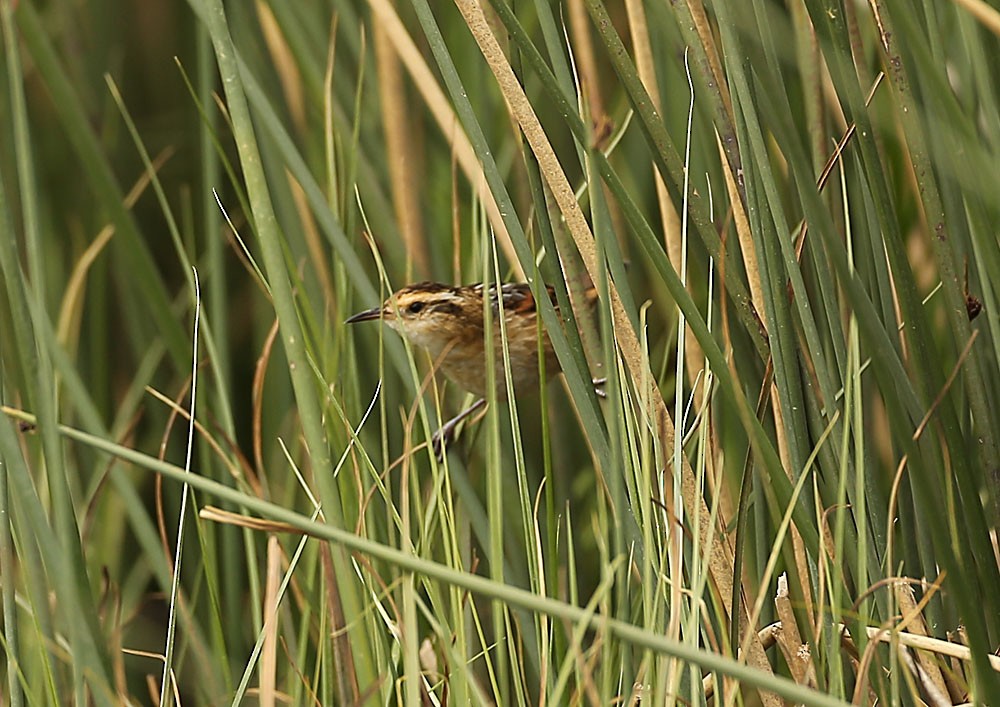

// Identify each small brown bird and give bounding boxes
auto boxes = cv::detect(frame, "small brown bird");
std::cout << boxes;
[346,281,588,453]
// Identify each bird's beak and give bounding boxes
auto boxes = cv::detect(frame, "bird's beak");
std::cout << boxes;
[345,306,384,324]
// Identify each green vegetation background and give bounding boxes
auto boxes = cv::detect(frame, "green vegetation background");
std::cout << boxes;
[1,0,999,704]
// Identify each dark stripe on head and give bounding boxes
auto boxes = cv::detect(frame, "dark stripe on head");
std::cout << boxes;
[402,282,454,296]
[430,301,462,317]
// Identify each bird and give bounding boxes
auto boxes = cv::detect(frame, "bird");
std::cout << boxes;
[346,281,595,454]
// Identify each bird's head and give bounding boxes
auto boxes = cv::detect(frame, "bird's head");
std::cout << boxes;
[345,282,472,353]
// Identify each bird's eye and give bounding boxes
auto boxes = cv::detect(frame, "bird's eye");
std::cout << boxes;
[407,301,425,314]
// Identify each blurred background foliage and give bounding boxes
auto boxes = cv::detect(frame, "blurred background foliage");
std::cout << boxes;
[1,0,1000,704]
